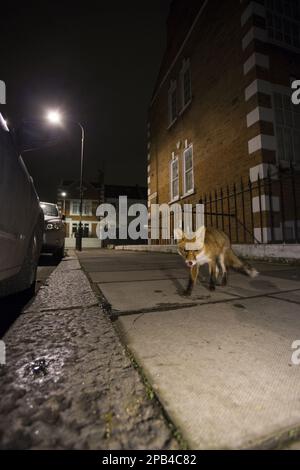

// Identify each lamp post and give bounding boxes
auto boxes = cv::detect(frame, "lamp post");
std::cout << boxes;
[61,191,67,214]
[46,111,85,251]
[77,123,85,252]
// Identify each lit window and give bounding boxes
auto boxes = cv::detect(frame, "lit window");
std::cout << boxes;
[71,200,80,215]
[266,0,300,49]
[168,80,177,126]
[71,200,93,216]
[273,92,300,164]
[183,146,194,195]
[170,157,179,201]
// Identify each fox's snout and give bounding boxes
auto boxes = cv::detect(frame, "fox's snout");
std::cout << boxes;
[186,260,196,268]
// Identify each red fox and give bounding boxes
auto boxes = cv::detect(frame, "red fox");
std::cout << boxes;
[175,227,258,295]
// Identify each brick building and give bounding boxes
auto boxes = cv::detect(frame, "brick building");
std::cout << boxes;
[147,0,300,244]
[57,180,147,243]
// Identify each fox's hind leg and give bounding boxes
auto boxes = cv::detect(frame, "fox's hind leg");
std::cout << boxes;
[219,253,228,286]
[185,264,199,296]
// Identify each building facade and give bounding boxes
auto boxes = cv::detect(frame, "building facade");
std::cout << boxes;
[57,180,103,238]
[57,181,147,244]
[147,0,300,243]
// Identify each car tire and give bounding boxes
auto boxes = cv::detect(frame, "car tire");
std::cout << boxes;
[17,230,40,297]
[0,227,41,299]
[53,243,65,263]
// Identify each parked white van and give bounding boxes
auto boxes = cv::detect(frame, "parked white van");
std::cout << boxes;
[0,113,44,298]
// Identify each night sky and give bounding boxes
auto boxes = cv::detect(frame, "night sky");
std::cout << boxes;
[0,1,171,201]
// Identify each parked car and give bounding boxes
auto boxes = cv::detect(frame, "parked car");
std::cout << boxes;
[40,202,65,260]
[0,113,44,299]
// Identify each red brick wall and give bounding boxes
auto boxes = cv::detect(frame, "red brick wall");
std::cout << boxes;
[149,0,257,208]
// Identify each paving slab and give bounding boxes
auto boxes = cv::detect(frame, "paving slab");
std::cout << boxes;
[223,272,300,298]
[117,297,300,449]
[89,268,187,283]
[98,278,238,313]
[271,291,300,304]
[97,270,300,314]
[78,249,300,449]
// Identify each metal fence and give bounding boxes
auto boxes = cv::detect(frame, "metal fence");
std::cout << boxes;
[151,167,300,245]
[200,167,300,244]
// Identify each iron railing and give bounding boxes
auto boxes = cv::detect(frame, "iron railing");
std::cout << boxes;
[150,166,300,245]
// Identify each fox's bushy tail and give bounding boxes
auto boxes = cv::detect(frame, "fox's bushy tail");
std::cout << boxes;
[225,249,259,278]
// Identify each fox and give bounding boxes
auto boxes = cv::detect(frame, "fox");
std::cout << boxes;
[175,226,258,295]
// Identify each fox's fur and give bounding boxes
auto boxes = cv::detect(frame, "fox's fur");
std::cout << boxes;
[175,226,258,295]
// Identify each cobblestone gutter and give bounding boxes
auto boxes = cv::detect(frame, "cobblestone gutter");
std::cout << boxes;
[0,255,179,450]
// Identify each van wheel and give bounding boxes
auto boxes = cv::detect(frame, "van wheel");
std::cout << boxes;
[53,244,65,262]
[19,232,39,298]
[0,230,39,299]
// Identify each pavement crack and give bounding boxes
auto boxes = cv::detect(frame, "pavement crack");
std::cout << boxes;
[114,288,300,318]
[267,295,300,306]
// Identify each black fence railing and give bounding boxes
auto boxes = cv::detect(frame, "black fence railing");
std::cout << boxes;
[151,167,300,245]
[200,167,300,244]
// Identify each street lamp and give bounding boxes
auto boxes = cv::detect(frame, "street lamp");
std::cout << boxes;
[60,191,67,214]
[46,110,85,251]
[46,110,62,125]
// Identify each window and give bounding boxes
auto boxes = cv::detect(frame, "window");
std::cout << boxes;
[273,92,300,164]
[71,200,93,216]
[40,203,59,217]
[168,80,177,126]
[266,0,300,49]
[180,59,192,109]
[170,157,179,201]
[183,145,194,195]
[72,222,90,238]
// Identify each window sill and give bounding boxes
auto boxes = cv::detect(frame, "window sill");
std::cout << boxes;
[167,118,178,130]
[169,196,180,205]
[181,189,196,200]
[178,98,192,117]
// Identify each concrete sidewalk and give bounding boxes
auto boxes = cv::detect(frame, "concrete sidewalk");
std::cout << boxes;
[78,249,300,449]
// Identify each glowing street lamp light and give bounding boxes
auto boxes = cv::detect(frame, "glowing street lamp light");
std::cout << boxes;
[61,192,67,214]
[46,110,62,125]
[46,110,85,251]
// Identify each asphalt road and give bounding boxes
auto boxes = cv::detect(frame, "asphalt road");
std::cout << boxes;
[0,254,57,338]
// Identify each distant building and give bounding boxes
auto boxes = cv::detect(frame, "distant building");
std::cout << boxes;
[57,181,147,244]
[57,180,103,238]
[147,0,300,244]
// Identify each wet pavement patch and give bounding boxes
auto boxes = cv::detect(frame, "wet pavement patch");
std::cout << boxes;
[30,358,48,377]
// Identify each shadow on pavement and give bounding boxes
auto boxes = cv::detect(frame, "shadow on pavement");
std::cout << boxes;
[38,253,60,267]
[0,291,32,338]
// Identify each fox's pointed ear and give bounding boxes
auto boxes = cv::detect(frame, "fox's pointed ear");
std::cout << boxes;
[174,227,184,241]
[195,226,206,243]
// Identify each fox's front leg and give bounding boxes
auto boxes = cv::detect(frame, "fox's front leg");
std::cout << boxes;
[185,265,199,296]
[208,259,217,291]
